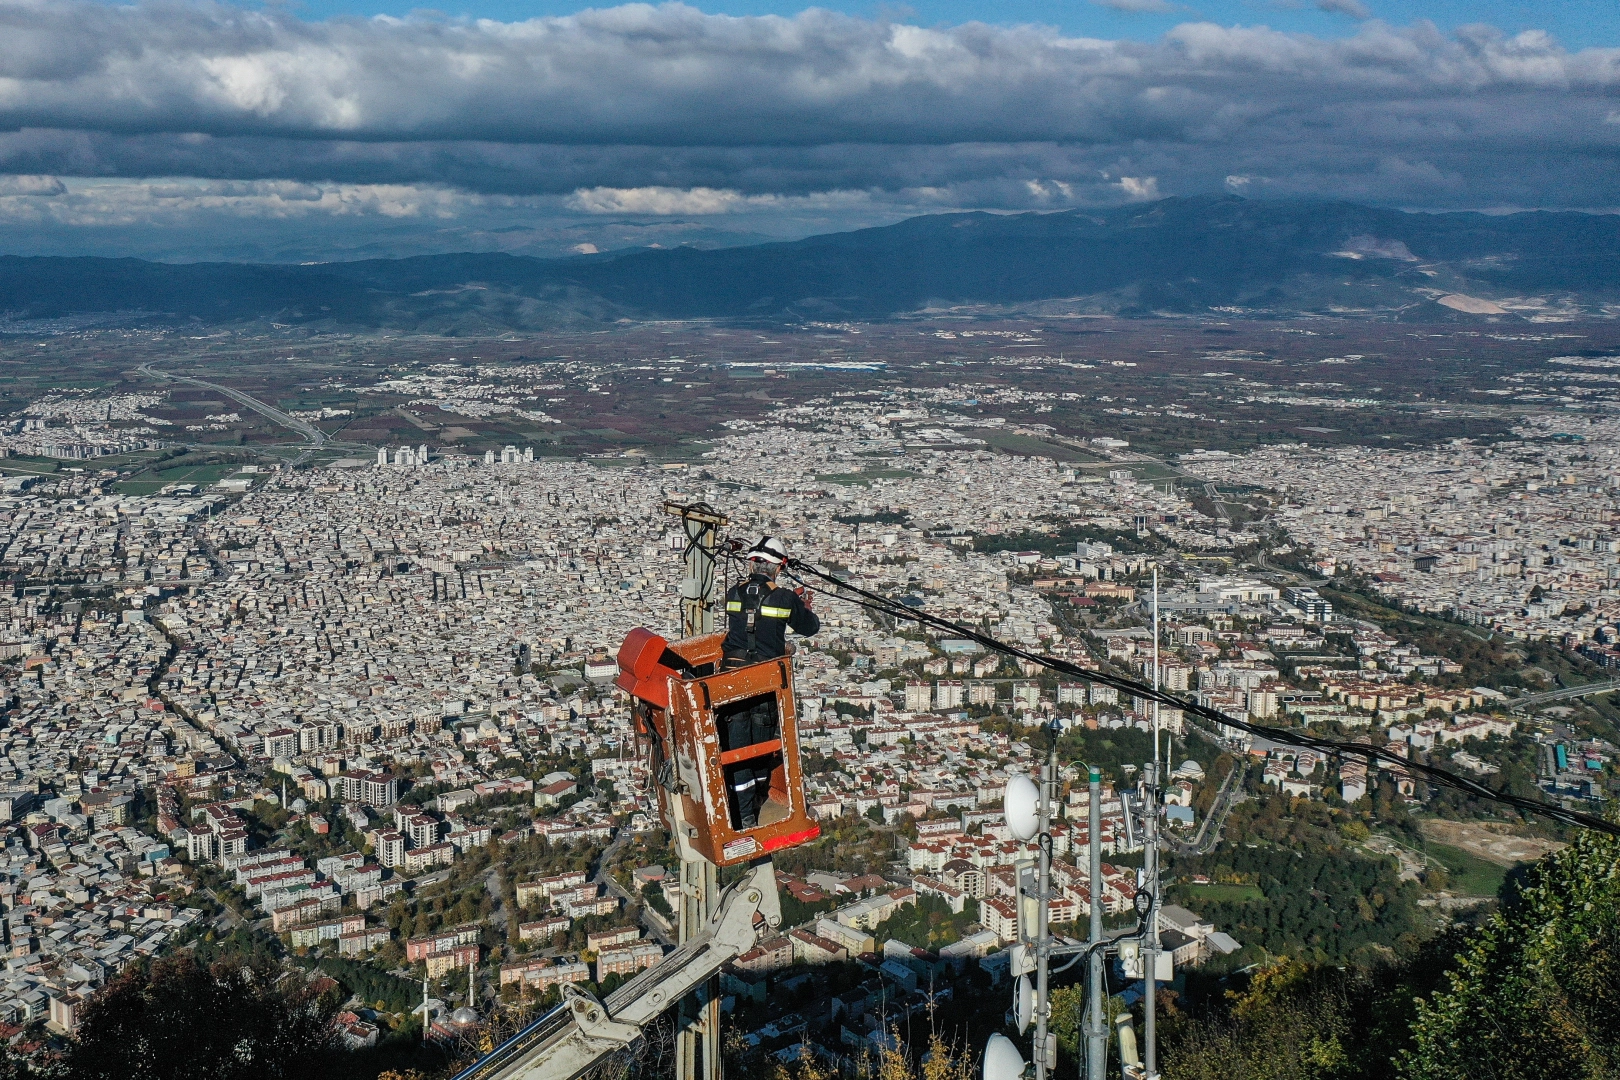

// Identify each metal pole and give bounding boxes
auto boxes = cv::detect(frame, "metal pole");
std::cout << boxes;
[1086,766,1105,1080]
[662,502,729,1080]
[675,854,720,1080]
[1035,736,1054,1080]
[1143,570,1160,1080]
[665,501,727,638]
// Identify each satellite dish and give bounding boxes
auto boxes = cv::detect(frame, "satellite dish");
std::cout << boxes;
[983,1033,1027,1080]
[1004,774,1040,842]
[1014,974,1035,1035]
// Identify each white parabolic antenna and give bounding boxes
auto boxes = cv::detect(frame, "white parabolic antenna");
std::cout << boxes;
[1014,974,1035,1034]
[984,1033,1027,1080]
[1004,774,1040,842]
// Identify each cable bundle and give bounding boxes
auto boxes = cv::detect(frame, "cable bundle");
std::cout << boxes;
[776,557,1620,839]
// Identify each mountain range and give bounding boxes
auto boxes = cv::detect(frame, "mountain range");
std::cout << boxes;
[3,195,1618,332]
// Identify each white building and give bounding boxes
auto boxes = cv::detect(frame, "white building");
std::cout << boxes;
[1197,579,1280,604]
[905,682,931,712]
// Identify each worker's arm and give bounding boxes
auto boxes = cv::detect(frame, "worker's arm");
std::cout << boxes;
[787,588,820,637]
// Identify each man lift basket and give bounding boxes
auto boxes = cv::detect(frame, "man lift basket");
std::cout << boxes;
[616,626,821,866]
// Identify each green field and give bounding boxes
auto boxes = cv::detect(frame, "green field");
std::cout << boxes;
[115,461,249,495]
[582,428,648,443]
[648,441,714,463]
[1424,841,1510,898]
[153,463,242,483]
[0,457,60,476]
[980,429,1086,459]
[1184,882,1265,902]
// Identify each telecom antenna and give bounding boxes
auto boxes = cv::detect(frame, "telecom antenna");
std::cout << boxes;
[1034,727,1054,1080]
[1086,764,1106,1080]
[664,501,726,639]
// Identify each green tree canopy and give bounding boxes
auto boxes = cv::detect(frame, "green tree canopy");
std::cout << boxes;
[61,954,342,1080]
[1401,826,1620,1080]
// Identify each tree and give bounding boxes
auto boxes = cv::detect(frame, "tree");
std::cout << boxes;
[1162,958,1353,1080]
[641,881,672,918]
[60,954,342,1080]
[1400,824,1620,1080]
[770,1030,975,1080]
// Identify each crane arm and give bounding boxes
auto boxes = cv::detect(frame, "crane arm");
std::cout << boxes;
[452,861,781,1080]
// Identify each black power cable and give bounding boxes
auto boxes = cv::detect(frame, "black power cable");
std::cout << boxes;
[777,557,1620,840]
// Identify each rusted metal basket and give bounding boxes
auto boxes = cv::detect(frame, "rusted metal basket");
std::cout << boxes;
[617,628,820,866]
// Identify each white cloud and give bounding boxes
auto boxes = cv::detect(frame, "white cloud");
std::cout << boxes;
[1024,178,1077,200]
[566,186,873,215]
[0,175,65,197]
[1117,176,1161,199]
[0,3,1613,149]
[568,186,758,215]
[0,178,485,226]
[0,1,1610,253]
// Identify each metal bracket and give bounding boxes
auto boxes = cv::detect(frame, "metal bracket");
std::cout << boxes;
[740,871,783,931]
[562,987,641,1049]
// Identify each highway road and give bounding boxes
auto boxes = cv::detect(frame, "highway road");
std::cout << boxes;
[138,362,331,465]
[1510,677,1620,713]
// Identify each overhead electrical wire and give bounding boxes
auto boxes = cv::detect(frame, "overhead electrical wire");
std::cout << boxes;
[769,556,1620,840]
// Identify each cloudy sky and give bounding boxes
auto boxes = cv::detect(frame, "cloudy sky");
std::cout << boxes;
[0,0,1615,261]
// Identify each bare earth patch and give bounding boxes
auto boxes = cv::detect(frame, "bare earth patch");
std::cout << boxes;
[1436,293,1508,314]
[1419,819,1566,866]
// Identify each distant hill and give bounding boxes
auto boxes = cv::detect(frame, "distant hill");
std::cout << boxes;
[4,195,1618,331]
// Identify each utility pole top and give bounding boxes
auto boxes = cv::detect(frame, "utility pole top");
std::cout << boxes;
[662,500,729,528]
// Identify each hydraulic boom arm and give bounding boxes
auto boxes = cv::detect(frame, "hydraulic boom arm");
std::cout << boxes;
[451,862,781,1080]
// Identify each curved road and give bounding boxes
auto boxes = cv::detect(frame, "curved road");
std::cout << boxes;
[1510,676,1620,713]
[593,828,673,945]
[138,362,328,464]
[1178,761,1247,856]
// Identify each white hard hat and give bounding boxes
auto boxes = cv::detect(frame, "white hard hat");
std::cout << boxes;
[747,536,789,565]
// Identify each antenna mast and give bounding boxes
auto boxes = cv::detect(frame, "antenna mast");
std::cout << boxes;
[1144,567,1162,1080]
[661,501,730,1080]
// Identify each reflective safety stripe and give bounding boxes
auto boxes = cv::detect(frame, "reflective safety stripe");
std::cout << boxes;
[725,601,742,612]
[730,776,762,791]
[758,605,792,618]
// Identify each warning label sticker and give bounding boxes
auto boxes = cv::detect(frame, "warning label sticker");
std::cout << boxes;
[722,835,759,861]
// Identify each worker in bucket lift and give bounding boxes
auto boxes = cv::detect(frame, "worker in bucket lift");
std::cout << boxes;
[719,536,819,827]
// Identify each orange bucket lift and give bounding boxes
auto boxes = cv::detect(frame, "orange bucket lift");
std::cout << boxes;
[616,627,820,866]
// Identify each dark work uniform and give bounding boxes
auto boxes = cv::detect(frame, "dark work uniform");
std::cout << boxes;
[717,572,820,827]
[722,572,820,665]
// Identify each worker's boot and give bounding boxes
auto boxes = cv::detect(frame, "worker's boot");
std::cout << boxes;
[757,795,790,827]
